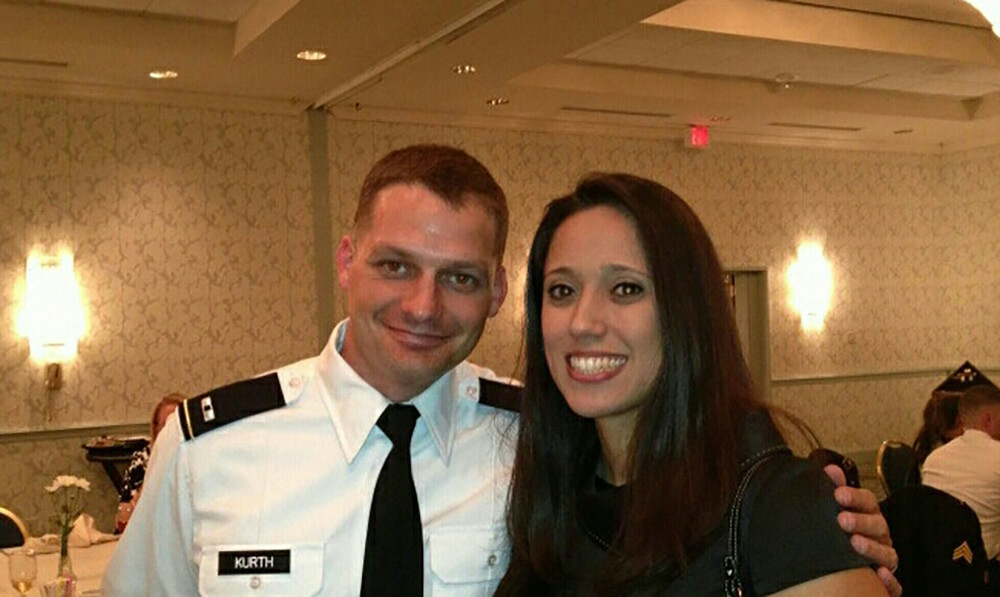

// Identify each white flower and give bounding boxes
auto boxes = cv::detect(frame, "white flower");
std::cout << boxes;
[45,475,91,493]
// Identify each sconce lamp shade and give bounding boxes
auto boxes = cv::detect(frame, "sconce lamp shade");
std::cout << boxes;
[20,253,85,362]
[787,242,833,331]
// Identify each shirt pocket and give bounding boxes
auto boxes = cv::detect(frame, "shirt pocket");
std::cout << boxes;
[429,526,508,596]
[198,543,323,597]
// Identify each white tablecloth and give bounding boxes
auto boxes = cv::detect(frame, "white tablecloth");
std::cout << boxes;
[1,540,118,595]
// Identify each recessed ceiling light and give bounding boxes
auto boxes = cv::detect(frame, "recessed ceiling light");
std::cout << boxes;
[486,96,509,106]
[149,70,178,80]
[452,64,477,74]
[296,50,327,62]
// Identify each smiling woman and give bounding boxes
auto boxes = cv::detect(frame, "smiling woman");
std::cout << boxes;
[497,173,888,596]
[540,206,663,483]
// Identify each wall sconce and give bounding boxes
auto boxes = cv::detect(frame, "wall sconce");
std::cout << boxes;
[18,252,86,389]
[787,242,833,332]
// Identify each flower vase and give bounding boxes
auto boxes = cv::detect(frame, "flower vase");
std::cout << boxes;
[57,527,75,580]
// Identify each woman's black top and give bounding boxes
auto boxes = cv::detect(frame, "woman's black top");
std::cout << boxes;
[568,411,870,595]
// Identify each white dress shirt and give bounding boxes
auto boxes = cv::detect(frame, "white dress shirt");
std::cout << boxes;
[922,428,1000,559]
[102,319,519,596]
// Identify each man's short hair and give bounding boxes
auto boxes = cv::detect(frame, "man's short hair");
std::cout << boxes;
[958,384,1000,419]
[355,144,508,258]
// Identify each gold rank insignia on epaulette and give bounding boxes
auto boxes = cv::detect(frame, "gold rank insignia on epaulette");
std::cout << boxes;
[478,377,522,413]
[180,373,286,440]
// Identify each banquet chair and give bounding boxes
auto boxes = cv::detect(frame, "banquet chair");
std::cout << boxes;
[880,484,989,596]
[0,506,28,548]
[808,447,861,488]
[876,440,921,497]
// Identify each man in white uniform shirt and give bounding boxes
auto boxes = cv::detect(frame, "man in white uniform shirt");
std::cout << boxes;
[923,383,1000,560]
[103,144,900,596]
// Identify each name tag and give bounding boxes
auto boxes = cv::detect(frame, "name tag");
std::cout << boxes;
[218,549,291,575]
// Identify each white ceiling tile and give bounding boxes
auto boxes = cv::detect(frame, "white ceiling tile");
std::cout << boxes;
[771,44,874,72]
[640,38,747,70]
[584,28,994,98]
[630,26,720,52]
[572,25,717,66]
[573,36,676,66]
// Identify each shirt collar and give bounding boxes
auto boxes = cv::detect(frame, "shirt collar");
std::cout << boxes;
[962,428,995,443]
[315,319,458,465]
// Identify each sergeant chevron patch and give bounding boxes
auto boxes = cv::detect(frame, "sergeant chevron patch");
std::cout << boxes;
[952,541,974,564]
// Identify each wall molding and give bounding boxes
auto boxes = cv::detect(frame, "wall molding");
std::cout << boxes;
[0,76,307,115]
[0,423,147,445]
[772,367,1000,386]
[326,106,963,155]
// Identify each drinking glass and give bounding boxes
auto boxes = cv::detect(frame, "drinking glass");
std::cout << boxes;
[8,547,37,596]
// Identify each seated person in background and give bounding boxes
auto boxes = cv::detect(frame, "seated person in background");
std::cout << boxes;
[913,392,962,467]
[913,362,987,467]
[115,393,185,533]
[922,383,1000,560]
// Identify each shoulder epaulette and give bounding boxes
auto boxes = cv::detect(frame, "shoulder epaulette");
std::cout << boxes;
[180,373,286,440]
[478,377,522,413]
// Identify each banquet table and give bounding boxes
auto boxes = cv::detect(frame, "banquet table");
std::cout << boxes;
[1,540,117,596]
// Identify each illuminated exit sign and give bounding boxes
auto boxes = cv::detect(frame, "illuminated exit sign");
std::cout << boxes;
[686,125,710,148]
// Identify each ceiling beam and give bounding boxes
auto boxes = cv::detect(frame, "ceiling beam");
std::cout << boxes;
[643,0,1000,66]
[327,0,682,108]
[514,61,976,122]
[234,0,301,56]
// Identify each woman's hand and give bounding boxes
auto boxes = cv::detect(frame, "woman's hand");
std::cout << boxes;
[824,464,902,597]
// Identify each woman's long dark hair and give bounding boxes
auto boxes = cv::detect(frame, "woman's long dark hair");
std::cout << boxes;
[913,391,961,466]
[497,173,763,593]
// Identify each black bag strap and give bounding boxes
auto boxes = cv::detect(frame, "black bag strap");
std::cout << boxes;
[723,445,792,597]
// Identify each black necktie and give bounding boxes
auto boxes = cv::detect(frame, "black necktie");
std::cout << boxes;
[361,404,423,596]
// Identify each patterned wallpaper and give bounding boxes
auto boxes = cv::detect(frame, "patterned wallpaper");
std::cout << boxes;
[0,93,317,531]
[1,93,997,532]
[0,432,124,535]
[327,117,999,453]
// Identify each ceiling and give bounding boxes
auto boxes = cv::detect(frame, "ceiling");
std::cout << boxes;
[1,0,998,152]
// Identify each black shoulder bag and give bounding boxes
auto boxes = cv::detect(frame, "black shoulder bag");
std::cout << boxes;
[722,445,792,597]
